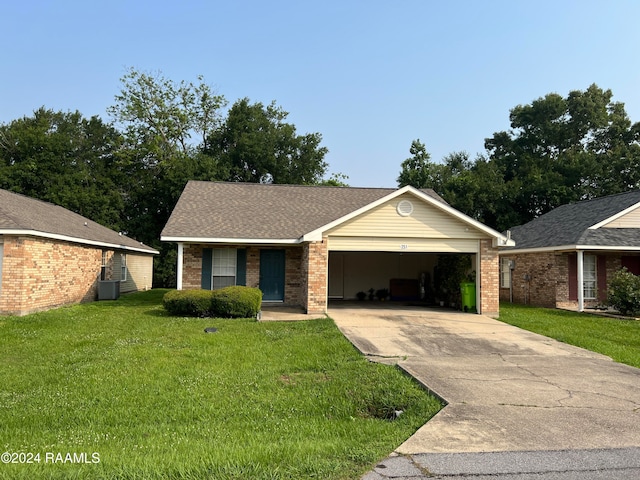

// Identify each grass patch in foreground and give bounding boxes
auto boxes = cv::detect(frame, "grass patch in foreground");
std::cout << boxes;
[499,302,640,368]
[0,290,441,480]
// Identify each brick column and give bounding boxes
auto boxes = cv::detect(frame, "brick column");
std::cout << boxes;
[302,239,328,314]
[480,239,499,318]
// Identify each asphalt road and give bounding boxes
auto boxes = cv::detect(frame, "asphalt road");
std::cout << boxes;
[363,448,640,479]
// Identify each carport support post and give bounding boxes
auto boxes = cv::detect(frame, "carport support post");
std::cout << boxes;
[176,242,184,290]
[577,249,584,312]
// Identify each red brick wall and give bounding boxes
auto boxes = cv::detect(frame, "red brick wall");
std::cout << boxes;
[182,244,204,289]
[500,252,559,308]
[302,239,328,314]
[0,236,102,315]
[501,251,626,310]
[181,244,306,308]
[479,239,500,317]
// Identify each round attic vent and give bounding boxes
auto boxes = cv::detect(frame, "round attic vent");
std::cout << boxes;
[397,200,414,217]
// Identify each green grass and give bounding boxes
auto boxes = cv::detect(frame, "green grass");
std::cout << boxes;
[499,303,640,368]
[0,290,441,480]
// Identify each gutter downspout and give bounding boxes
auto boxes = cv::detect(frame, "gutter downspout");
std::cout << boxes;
[177,242,184,290]
[577,249,584,312]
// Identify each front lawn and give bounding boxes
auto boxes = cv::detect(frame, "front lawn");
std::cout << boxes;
[0,290,441,480]
[499,303,640,368]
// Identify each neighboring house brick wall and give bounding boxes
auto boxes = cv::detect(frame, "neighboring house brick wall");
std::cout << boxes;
[502,252,558,308]
[554,253,570,308]
[502,252,627,310]
[479,239,499,317]
[0,236,101,315]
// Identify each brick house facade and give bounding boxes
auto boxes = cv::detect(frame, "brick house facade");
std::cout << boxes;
[0,189,157,316]
[499,191,640,311]
[499,251,640,310]
[162,182,511,317]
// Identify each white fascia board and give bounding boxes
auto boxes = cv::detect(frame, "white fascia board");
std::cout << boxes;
[588,201,640,229]
[499,244,640,255]
[302,185,513,245]
[160,236,302,245]
[0,229,159,255]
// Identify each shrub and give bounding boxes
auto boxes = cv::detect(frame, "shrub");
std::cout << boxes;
[211,286,262,318]
[163,289,214,317]
[162,287,263,318]
[607,268,640,316]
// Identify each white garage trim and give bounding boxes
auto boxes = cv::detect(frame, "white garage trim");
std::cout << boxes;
[328,236,480,253]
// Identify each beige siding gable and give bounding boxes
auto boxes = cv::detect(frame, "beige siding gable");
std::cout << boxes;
[326,193,490,240]
[601,205,640,228]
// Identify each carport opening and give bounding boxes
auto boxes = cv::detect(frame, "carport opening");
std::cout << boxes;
[328,251,476,310]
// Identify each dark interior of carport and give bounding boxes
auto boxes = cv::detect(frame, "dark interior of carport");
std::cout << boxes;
[328,251,476,308]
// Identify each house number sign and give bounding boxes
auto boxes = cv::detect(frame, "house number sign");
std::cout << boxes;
[400,244,409,250]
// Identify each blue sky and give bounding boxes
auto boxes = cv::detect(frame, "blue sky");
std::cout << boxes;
[2,0,639,187]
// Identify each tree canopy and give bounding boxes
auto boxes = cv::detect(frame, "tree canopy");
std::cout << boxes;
[206,98,328,184]
[0,107,127,230]
[0,68,333,287]
[399,84,640,231]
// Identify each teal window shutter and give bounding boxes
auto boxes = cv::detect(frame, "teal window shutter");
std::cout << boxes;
[236,248,247,286]
[201,248,213,290]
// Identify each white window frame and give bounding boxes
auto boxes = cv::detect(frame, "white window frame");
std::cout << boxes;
[121,253,127,282]
[212,248,237,289]
[101,251,108,281]
[583,254,597,300]
[500,257,511,288]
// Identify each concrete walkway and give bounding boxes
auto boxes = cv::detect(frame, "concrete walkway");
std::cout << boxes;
[329,304,640,478]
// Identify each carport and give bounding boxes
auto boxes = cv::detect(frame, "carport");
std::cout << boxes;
[328,251,477,307]
[322,191,489,311]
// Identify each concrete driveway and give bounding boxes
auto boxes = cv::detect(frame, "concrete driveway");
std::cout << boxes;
[329,304,640,476]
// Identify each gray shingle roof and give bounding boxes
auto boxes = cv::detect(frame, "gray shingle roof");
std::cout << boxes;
[506,190,640,250]
[0,189,158,254]
[161,181,447,240]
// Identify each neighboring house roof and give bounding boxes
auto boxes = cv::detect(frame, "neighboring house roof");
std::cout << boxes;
[161,181,513,245]
[503,190,640,253]
[0,189,158,254]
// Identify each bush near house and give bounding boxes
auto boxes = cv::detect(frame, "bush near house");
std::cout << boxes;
[607,268,640,316]
[163,286,263,318]
[211,285,263,318]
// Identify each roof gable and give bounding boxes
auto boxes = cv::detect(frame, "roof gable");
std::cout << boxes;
[505,190,640,252]
[0,189,158,254]
[325,191,492,239]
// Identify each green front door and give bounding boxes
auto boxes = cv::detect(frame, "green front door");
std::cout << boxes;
[260,249,285,301]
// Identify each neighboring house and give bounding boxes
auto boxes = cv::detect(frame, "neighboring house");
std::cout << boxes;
[161,181,514,317]
[0,189,158,315]
[499,190,640,311]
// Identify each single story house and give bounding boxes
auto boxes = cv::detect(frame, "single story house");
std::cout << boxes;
[0,188,158,315]
[499,190,640,311]
[161,181,514,317]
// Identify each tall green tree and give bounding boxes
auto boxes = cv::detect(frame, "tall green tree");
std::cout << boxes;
[397,139,438,189]
[0,107,126,230]
[108,69,229,286]
[206,98,328,184]
[484,83,640,227]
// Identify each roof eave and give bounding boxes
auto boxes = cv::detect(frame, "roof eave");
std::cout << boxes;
[161,236,302,245]
[0,229,159,255]
[500,244,640,255]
